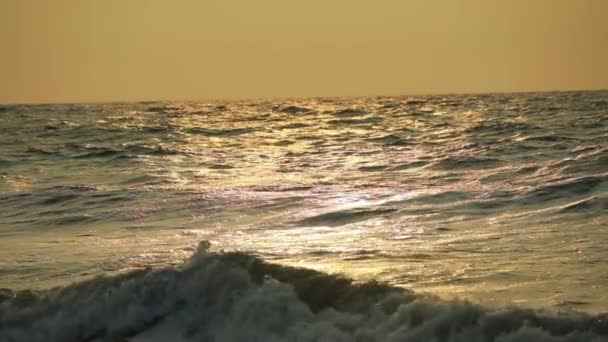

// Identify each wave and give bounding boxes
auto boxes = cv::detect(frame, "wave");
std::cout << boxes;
[385,161,428,170]
[0,158,16,167]
[277,106,313,114]
[25,143,188,160]
[328,117,383,126]
[557,196,608,214]
[590,100,608,108]
[463,122,538,135]
[0,186,135,227]
[332,108,368,116]
[521,174,607,204]
[0,242,606,342]
[367,134,409,146]
[519,135,579,143]
[404,99,427,105]
[146,105,181,113]
[431,156,502,170]
[183,127,254,136]
[295,207,398,227]
[277,122,310,130]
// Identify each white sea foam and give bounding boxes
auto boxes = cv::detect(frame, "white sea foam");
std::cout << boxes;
[1,242,606,342]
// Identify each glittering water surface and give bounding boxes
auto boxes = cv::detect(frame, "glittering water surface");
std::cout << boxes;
[1,91,607,313]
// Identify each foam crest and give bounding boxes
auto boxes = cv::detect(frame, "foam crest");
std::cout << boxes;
[1,242,606,342]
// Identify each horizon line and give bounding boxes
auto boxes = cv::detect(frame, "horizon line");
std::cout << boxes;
[2,87,606,107]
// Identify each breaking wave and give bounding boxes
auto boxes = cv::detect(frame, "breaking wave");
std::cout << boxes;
[1,242,606,342]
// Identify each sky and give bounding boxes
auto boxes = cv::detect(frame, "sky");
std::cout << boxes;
[1,0,607,104]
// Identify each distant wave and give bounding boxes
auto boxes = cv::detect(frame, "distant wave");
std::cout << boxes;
[431,156,503,170]
[276,105,313,114]
[1,242,606,342]
[328,117,383,126]
[521,174,607,204]
[557,196,608,214]
[296,207,398,227]
[146,105,181,113]
[332,108,368,116]
[183,127,255,136]
[367,134,409,146]
[25,143,189,160]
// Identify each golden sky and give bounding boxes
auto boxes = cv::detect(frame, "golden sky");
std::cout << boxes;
[2,0,607,104]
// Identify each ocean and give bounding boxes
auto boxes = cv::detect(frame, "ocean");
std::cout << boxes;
[0,91,607,341]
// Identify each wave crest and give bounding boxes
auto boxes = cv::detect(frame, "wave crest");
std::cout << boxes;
[1,242,606,342]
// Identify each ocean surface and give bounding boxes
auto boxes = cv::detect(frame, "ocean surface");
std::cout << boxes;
[0,91,607,341]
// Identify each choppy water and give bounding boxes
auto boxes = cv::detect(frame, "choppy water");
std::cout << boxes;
[1,91,607,341]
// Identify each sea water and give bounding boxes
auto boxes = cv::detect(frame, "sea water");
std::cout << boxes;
[0,91,607,341]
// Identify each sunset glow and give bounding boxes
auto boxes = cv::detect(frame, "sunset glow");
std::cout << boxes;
[2,0,607,104]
